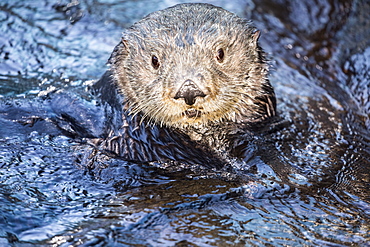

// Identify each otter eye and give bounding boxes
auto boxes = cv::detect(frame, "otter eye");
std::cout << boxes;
[216,48,225,63]
[151,55,160,69]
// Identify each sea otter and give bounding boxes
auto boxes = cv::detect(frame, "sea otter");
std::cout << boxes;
[0,3,276,168]
[87,3,276,167]
[88,3,278,167]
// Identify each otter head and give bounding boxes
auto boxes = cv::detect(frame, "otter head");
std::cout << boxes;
[109,3,276,129]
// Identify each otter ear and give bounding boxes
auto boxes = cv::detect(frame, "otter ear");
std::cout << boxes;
[252,30,260,45]
[108,38,130,65]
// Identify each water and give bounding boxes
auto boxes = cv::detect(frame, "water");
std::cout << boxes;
[0,0,369,246]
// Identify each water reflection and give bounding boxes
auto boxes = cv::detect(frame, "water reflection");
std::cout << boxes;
[0,0,369,246]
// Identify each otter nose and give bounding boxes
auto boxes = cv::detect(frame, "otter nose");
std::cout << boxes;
[174,79,206,105]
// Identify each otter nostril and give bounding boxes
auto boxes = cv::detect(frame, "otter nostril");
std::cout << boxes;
[174,79,206,105]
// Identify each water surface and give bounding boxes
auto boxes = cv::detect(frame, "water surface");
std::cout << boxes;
[0,0,369,246]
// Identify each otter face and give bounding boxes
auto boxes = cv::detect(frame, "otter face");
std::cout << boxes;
[110,3,276,128]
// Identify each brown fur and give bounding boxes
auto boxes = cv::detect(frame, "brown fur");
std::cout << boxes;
[107,3,275,130]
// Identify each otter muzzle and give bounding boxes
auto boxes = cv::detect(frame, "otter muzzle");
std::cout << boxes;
[174,79,206,105]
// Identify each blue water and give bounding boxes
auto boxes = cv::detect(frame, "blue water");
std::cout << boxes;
[0,0,369,246]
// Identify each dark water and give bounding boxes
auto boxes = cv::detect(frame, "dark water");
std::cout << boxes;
[0,0,369,246]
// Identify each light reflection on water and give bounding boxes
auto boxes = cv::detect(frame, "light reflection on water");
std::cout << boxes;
[0,0,369,246]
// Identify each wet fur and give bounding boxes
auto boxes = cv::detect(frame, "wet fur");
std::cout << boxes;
[106,3,276,130]
[93,3,277,165]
